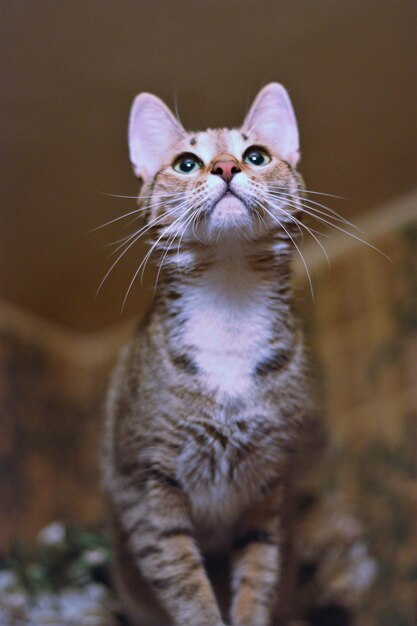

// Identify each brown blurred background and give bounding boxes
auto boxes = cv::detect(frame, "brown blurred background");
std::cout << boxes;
[1,0,416,328]
[0,2,416,624]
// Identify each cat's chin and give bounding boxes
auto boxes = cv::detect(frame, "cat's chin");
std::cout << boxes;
[208,194,252,235]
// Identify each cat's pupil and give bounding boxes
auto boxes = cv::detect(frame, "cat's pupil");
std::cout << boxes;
[248,151,265,165]
[180,159,195,172]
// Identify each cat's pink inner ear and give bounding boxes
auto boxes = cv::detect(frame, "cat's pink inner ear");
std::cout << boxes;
[128,93,185,180]
[242,83,300,167]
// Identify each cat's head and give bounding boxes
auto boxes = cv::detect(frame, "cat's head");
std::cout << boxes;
[128,83,303,247]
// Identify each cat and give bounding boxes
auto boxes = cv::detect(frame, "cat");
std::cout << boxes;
[102,83,321,626]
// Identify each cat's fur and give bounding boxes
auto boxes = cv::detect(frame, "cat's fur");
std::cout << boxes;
[103,83,320,626]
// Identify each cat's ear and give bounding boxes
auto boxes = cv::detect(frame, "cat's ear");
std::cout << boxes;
[241,83,300,167]
[128,93,186,180]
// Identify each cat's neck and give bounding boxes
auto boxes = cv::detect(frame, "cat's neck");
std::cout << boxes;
[154,239,295,398]
[156,236,293,317]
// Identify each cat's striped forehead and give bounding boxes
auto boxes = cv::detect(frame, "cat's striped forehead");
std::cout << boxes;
[186,128,248,163]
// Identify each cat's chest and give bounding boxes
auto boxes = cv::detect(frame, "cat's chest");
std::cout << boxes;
[177,415,281,545]
[181,263,274,397]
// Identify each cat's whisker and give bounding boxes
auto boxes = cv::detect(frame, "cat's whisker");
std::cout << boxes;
[171,192,207,269]
[268,191,355,230]
[170,191,208,258]
[105,233,138,249]
[107,221,158,255]
[266,199,331,269]
[89,206,149,232]
[256,210,269,236]
[291,195,360,231]
[112,221,156,253]
[108,212,169,257]
[97,204,184,295]
[174,206,202,278]
[124,230,177,308]
[261,194,306,240]
[110,198,194,257]
[268,188,357,230]
[153,230,179,293]
[271,202,305,241]
[270,192,350,232]
[122,195,192,231]
[302,189,349,201]
[268,189,353,227]
[154,199,203,260]
[91,194,186,235]
[124,195,190,228]
[122,206,197,310]
[97,191,140,200]
[238,217,252,242]
[140,191,190,201]
[191,208,206,244]
[97,225,156,297]
[97,190,188,201]
[131,202,200,297]
[251,205,264,233]
[182,205,205,246]
[268,193,390,260]
[171,207,204,277]
[269,185,349,201]
[258,200,315,299]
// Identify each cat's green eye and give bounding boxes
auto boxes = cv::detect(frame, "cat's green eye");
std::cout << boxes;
[243,147,271,167]
[173,154,203,175]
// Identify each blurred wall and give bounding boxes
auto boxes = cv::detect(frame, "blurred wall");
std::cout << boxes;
[0,0,416,330]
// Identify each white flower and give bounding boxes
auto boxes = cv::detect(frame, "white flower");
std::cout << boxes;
[0,609,12,625]
[83,549,107,566]
[37,522,66,546]
[58,587,91,619]
[85,582,108,602]
[349,541,377,589]
[34,592,57,610]
[0,571,18,591]
[29,604,59,623]
[1,590,28,609]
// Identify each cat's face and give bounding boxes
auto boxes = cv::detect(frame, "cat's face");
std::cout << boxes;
[128,83,303,246]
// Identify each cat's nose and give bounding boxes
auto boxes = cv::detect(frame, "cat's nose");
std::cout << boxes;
[211,155,241,182]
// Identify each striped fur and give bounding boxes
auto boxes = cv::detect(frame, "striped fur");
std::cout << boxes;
[103,84,318,626]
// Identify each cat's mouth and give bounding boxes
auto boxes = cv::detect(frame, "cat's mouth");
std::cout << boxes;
[221,186,246,202]
[207,188,251,234]
[215,189,246,210]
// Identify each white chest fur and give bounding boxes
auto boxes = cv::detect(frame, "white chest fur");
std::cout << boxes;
[182,251,274,398]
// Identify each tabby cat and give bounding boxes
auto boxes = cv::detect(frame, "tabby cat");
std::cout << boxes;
[103,83,320,626]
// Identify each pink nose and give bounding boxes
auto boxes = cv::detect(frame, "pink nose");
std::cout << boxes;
[211,156,241,182]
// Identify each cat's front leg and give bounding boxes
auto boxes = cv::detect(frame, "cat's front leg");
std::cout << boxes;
[229,483,283,626]
[118,471,226,626]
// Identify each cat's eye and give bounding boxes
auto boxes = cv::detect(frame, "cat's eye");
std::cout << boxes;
[243,147,271,167]
[173,153,203,175]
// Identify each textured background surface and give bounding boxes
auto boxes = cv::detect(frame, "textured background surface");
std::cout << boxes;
[1,196,416,624]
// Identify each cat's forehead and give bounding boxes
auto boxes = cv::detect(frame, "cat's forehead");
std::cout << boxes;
[187,128,247,162]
